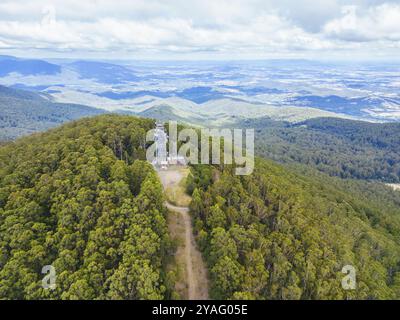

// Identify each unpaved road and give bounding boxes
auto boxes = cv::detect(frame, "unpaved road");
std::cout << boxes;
[158,167,209,300]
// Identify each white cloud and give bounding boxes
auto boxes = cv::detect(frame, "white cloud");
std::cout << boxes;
[0,0,398,59]
[324,3,400,42]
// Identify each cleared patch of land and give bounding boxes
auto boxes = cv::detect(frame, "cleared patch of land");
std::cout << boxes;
[158,166,209,300]
[159,166,192,207]
[387,183,400,191]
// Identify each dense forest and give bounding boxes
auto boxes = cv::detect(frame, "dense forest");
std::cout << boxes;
[2,113,400,300]
[0,115,172,299]
[186,159,400,299]
[238,117,400,182]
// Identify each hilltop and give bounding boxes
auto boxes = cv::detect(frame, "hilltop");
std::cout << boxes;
[1,114,400,299]
[0,85,104,140]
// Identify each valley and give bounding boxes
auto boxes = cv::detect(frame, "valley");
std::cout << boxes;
[2,56,400,125]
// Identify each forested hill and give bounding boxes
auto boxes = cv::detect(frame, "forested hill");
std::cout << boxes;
[2,114,400,300]
[187,159,400,299]
[239,117,400,182]
[0,115,172,299]
[0,85,105,141]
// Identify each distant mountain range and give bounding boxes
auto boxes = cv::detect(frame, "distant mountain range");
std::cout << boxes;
[1,55,400,122]
[128,97,352,126]
[2,54,400,143]
[67,60,140,84]
[0,84,348,141]
[0,55,61,76]
[0,85,104,140]
[3,82,400,185]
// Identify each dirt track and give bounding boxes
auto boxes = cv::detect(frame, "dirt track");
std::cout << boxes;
[158,167,209,300]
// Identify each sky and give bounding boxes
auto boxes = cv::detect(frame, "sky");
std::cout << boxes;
[0,0,399,60]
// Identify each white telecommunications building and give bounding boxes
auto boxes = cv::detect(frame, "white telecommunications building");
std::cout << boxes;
[153,121,187,169]
[154,121,169,169]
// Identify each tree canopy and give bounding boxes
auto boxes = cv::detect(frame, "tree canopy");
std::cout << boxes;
[187,158,400,299]
[0,115,171,299]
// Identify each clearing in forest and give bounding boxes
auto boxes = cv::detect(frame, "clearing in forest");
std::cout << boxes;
[158,166,209,300]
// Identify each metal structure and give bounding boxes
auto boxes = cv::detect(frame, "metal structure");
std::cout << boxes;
[154,121,168,168]
[152,120,188,168]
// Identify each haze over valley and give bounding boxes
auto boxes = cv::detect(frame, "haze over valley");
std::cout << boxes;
[2,56,400,134]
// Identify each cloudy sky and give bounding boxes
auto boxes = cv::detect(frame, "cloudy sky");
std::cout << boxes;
[0,0,399,60]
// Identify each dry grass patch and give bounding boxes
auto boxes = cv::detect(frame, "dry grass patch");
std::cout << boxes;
[164,168,192,207]
[165,210,188,299]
